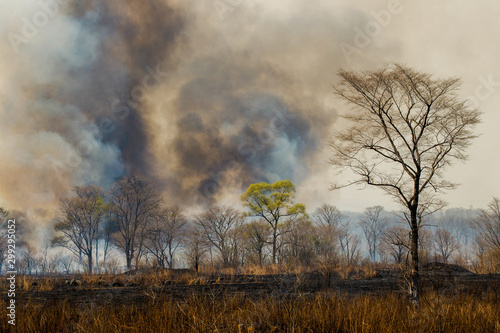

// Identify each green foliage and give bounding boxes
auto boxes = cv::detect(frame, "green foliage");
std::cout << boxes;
[241,180,306,264]
[241,180,306,224]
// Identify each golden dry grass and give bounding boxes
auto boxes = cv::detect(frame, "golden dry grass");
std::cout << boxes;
[1,290,499,333]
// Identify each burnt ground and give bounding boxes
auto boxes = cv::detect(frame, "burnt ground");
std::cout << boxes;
[2,264,500,307]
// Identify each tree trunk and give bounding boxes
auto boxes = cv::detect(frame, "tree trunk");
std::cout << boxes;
[168,250,174,269]
[95,238,99,273]
[272,228,278,264]
[126,246,133,271]
[126,256,132,271]
[103,233,110,266]
[79,248,82,271]
[88,251,93,274]
[409,207,419,305]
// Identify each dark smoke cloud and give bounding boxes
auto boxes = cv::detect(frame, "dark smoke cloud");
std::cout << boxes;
[2,0,498,224]
[0,0,184,222]
[144,2,356,205]
[161,54,318,203]
[2,0,386,229]
[60,0,184,176]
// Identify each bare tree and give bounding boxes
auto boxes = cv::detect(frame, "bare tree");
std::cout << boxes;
[313,204,345,228]
[380,226,409,264]
[195,205,243,268]
[311,204,345,284]
[280,217,315,266]
[109,176,162,271]
[47,252,64,274]
[60,255,73,274]
[144,206,187,268]
[330,64,481,303]
[184,223,208,273]
[434,208,476,265]
[52,185,107,273]
[39,240,51,274]
[471,197,500,272]
[103,255,121,274]
[19,245,40,275]
[338,223,361,266]
[433,228,459,263]
[101,210,117,268]
[312,206,359,268]
[359,206,388,262]
[472,198,500,253]
[241,220,271,267]
[439,208,475,246]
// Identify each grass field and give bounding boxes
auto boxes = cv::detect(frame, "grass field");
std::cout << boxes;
[1,266,499,332]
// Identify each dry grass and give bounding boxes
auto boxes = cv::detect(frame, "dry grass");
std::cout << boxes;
[1,290,499,332]
[1,268,498,332]
[17,275,56,292]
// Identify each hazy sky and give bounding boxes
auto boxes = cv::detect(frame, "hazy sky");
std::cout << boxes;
[294,0,500,212]
[0,0,499,229]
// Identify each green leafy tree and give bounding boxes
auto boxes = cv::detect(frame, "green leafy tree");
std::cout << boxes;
[241,180,306,264]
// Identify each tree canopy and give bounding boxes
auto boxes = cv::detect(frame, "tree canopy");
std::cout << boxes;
[241,180,306,263]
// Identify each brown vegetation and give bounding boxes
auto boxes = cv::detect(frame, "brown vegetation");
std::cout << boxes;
[1,267,499,332]
[2,290,499,332]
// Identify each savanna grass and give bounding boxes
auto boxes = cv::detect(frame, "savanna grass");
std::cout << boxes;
[1,290,499,332]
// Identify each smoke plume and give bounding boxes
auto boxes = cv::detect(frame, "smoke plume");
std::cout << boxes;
[0,0,395,229]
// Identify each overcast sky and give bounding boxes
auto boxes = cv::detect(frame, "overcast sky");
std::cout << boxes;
[0,0,498,228]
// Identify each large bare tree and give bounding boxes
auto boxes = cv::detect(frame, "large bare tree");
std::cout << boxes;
[109,176,162,270]
[52,185,107,273]
[330,64,480,303]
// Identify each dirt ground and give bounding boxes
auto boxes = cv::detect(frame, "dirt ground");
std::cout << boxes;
[2,264,500,307]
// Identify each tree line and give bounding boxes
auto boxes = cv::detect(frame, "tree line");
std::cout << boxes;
[1,178,498,277]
